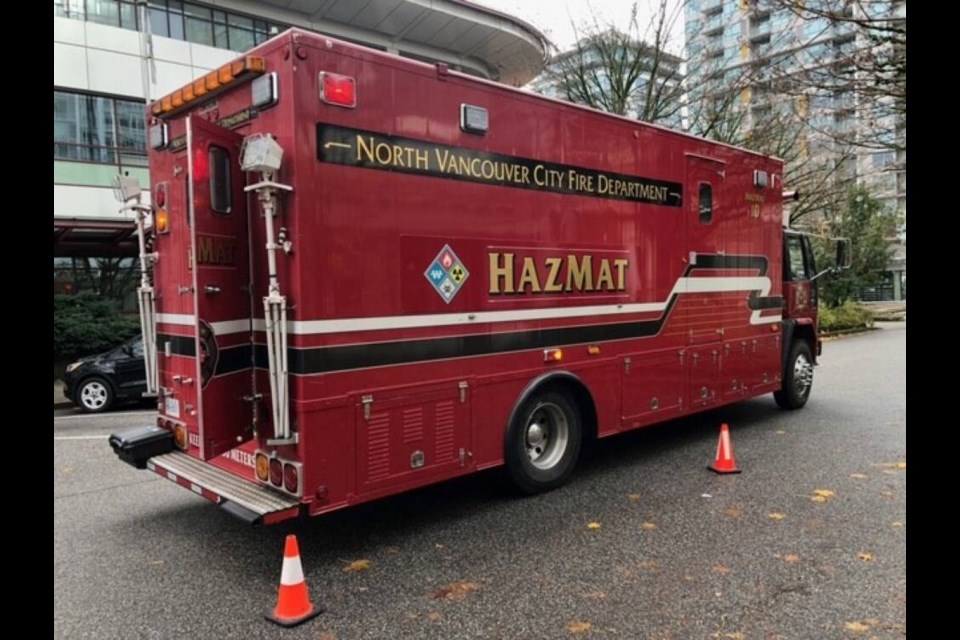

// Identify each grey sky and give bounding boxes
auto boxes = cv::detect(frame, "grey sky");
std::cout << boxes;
[472,0,686,55]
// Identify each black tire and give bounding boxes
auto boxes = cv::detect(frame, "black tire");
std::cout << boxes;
[774,341,814,410]
[76,376,116,413]
[504,389,582,495]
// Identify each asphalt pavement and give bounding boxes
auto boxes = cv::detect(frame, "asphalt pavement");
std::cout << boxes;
[54,324,906,639]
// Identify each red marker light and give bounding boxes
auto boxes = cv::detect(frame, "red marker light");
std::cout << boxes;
[320,72,356,108]
[192,148,209,182]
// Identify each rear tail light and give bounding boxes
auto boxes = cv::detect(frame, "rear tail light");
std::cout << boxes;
[269,458,283,487]
[319,72,356,108]
[283,463,300,495]
[154,183,167,208]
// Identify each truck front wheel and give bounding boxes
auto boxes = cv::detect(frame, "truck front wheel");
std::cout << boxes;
[774,340,814,410]
[504,390,582,495]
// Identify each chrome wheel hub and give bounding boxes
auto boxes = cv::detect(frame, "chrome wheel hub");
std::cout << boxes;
[525,402,570,470]
[794,353,813,397]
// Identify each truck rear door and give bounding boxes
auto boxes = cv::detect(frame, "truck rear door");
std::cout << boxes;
[187,116,255,460]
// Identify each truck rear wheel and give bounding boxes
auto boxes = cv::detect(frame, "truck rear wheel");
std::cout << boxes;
[774,341,814,410]
[504,389,582,495]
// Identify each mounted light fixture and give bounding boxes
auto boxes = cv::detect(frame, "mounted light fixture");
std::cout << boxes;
[240,133,284,173]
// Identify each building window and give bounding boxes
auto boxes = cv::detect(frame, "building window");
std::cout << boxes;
[872,151,895,169]
[55,0,283,52]
[54,90,147,167]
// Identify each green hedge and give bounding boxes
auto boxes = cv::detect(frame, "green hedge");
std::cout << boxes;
[820,300,874,333]
[54,293,140,361]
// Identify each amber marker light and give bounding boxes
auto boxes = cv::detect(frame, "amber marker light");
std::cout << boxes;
[155,209,169,234]
[173,423,188,450]
[255,452,270,482]
[587,345,601,355]
[543,348,563,363]
[150,56,266,117]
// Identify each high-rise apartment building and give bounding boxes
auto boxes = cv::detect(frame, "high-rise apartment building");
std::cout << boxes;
[683,0,904,215]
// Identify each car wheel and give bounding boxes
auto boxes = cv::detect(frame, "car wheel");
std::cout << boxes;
[77,377,115,413]
[774,341,814,410]
[504,389,582,495]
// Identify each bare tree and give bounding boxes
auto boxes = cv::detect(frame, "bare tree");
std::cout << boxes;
[537,1,860,227]
[539,1,686,126]
[759,0,906,155]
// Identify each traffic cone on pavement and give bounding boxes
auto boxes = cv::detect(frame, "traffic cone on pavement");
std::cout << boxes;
[708,423,741,474]
[265,534,324,627]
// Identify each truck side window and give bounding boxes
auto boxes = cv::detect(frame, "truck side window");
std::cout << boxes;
[786,236,806,281]
[698,183,712,224]
[209,146,232,214]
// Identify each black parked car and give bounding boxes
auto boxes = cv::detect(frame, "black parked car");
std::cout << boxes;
[63,335,147,413]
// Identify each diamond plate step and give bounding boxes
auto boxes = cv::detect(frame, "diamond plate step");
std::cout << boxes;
[148,451,299,516]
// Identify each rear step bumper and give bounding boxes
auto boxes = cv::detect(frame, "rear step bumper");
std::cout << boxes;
[146,451,302,525]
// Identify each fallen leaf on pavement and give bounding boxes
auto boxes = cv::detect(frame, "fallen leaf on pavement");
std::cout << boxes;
[627,493,641,502]
[587,522,602,530]
[873,461,906,470]
[767,512,787,521]
[712,564,731,575]
[813,489,835,498]
[427,612,441,622]
[722,506,743,519]
[641,522,657,530]
[344,559,371,572]
[850,473,868,479]
[810,495,828,503]
[567,621,592,634]
[782,554,800,564]
[891,521,903,528]
[844,621,871,633]
[433,582,479,601]
[857,552,874,563]
[585,591,606,600]
[775,430,787,435]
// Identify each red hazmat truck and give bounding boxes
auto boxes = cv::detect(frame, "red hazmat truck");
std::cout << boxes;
[109,28,834,525]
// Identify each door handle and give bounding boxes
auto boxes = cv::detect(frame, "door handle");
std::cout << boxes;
[204,284,221,295]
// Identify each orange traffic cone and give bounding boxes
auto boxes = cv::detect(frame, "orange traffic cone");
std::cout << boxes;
[708,423,741,474]
[265,534,324,627]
